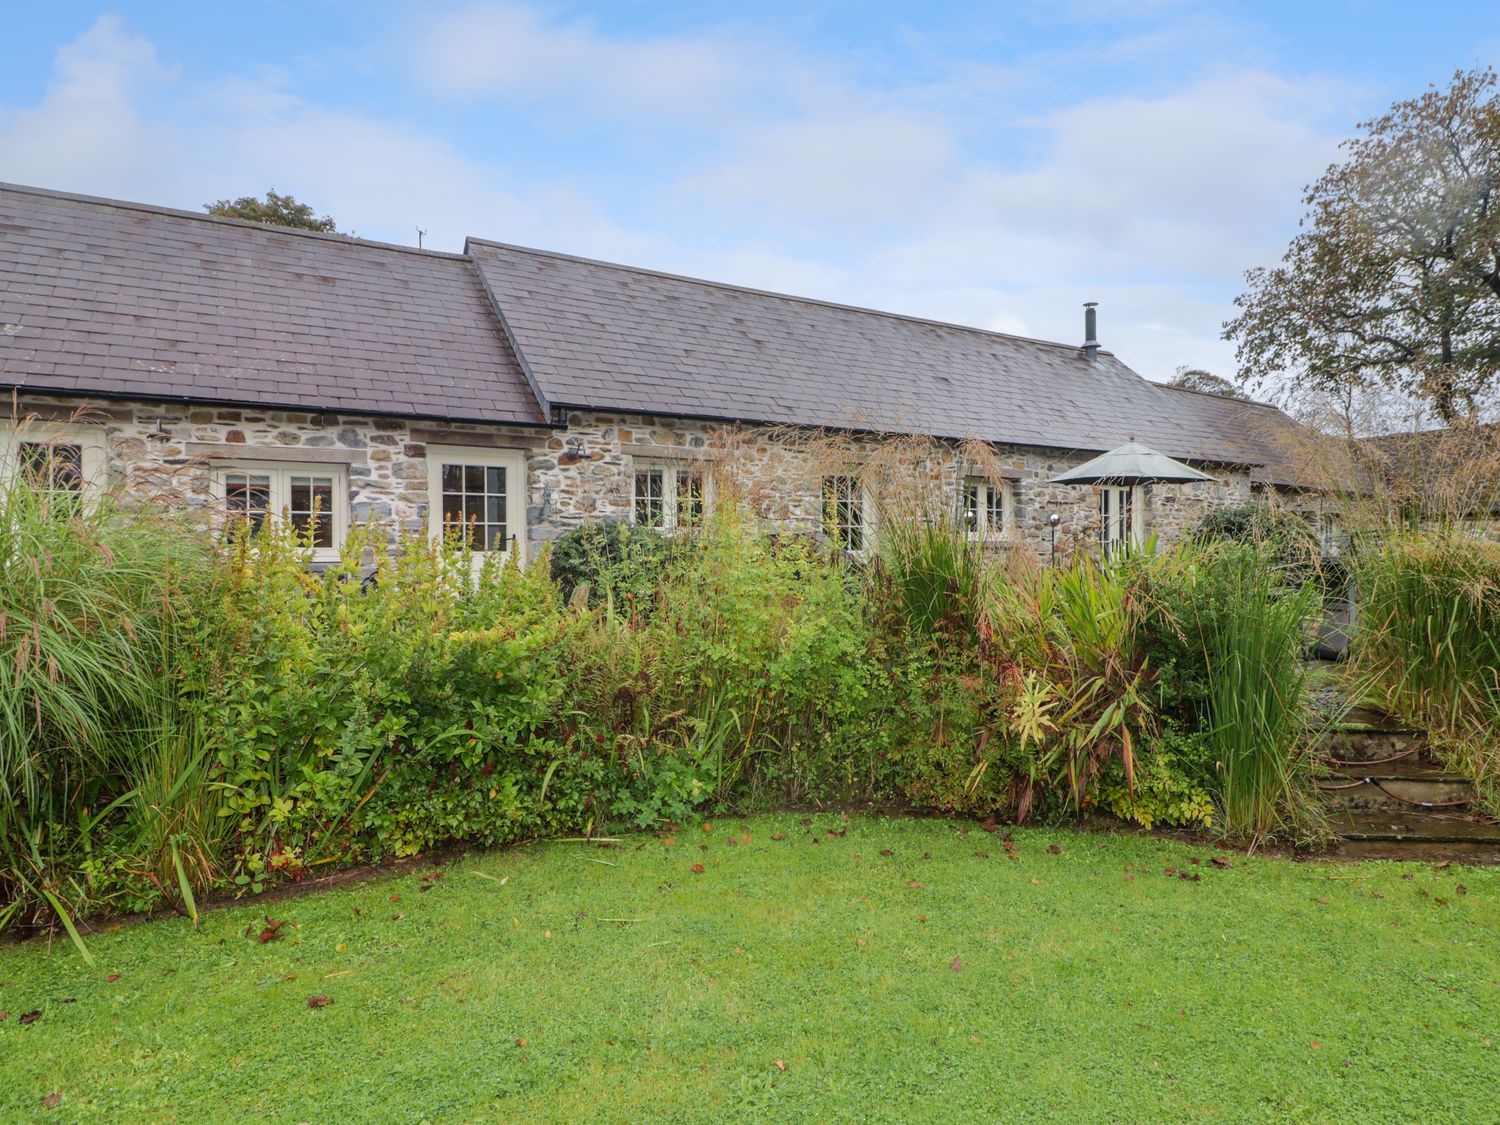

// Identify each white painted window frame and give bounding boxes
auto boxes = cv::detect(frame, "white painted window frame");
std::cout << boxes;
[821,473,874,554]
[0,421,109,498]
[962,477,1013,542]
[426,444,527,564]
[630,460,711,531]
[210,460,349,563]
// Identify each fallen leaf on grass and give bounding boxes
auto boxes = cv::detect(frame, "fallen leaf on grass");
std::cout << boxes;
[663,838,676,847]
[879,849,895,857]
[770,833,786,841]
[1029,878,1042,885]
[950,957,963,972]
[1311,1040,1321,1048]
[389,895,401,903]
[691,864,705,874]
[1124,875,1135,881]
[19,1010,42,1024]
[516,1037,527,1048]
[741,834,752,843]
[1434,898,1449,906]
[799,817,812,826]
[1315,896,1331,905]
[306,995,332,1009]
[1178,872,1201,883]
[41,1093,60,1109]
[773,1059,786,1071]
[856,939,868,948]
[906,880,923,889]
[1211,856,1232,869]
[258,917,286,944]
[1433,860,1451,870]
[104,974,121,983]
[0,1011,6,1021]
[1048,844,1062,855]
[1457,884,1467,895]
[703,822,713,833]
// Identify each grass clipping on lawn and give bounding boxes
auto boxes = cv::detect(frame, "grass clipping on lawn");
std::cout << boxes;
[1,816,1496,1123]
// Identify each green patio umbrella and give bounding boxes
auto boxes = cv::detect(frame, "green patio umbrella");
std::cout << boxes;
[1045,440,1215,485]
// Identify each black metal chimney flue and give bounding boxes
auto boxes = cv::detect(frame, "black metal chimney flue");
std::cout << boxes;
[1082,302,1099,362]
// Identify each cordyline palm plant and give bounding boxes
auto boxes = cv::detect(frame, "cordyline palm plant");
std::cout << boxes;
[0,438,213,952]
[987,549,1157,821]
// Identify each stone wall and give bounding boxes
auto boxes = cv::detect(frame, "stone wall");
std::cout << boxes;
[10,395,1263,562]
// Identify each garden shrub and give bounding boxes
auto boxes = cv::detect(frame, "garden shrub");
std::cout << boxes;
[1195,505,1321,582]
[548,521,681,610]
[5,479,1373,946]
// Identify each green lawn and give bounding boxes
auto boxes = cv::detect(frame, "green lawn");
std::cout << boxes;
[2,816,1496,1123]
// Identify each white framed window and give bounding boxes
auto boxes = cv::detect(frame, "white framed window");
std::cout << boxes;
[427,445,526,561]
[632,462,707,530]
[822,474,870,552]
[1319,513,1343,556]
[962,478,1011,540]
[212,462,347,559]
[1099,485,1143,553]
[0,423,108,504]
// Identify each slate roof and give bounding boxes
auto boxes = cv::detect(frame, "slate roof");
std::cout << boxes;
[468,239,1301,471]
[0,182,1303,478]
[0,183,544,424]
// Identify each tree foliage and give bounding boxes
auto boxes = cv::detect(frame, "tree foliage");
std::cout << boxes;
[205,190,340,233]
[1226,67,1500,422]
[1168,367,1248,399]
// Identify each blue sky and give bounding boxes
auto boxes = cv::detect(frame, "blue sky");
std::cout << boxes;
[3,3,1497,383]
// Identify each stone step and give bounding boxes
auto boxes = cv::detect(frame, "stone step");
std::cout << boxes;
[1330,809,1500,846]
[1319,757,1465,781]
[1320,727,1424,762]
[1316,775,1475,814]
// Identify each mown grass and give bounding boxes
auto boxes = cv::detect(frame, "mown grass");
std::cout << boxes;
[1,815,1496,1123]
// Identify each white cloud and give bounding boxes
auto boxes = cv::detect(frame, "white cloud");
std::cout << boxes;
[0,8,1368,390]
[410,2,755,124]
[0,15,176,198]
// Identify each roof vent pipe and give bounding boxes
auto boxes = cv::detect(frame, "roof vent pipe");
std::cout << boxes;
[1082,302,1100,362]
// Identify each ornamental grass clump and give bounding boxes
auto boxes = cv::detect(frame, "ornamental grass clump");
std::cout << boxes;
[1352,532,1500,808]
[0,438,213,946]
[1150,542,1322,844]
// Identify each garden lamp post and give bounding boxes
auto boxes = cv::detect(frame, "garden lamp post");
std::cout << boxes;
[1047,511,1060,567]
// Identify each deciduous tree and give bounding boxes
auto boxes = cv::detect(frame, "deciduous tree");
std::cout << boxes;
[1226,68,1500,422]
[205,190,340,233]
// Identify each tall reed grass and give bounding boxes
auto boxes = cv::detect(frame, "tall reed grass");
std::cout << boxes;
[0,440,212,943]
[1352,533,1500,807]
[1167,544,1321,842]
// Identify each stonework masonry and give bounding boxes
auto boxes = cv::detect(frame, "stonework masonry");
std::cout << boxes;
[11,395,1262,564]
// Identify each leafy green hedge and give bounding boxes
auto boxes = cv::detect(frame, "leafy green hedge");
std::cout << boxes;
[3,477,1337,949]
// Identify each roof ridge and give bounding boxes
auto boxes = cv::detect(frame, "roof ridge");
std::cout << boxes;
[0,180,466,262]
[1154,380,1282,412]
[465,236,1112,359]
